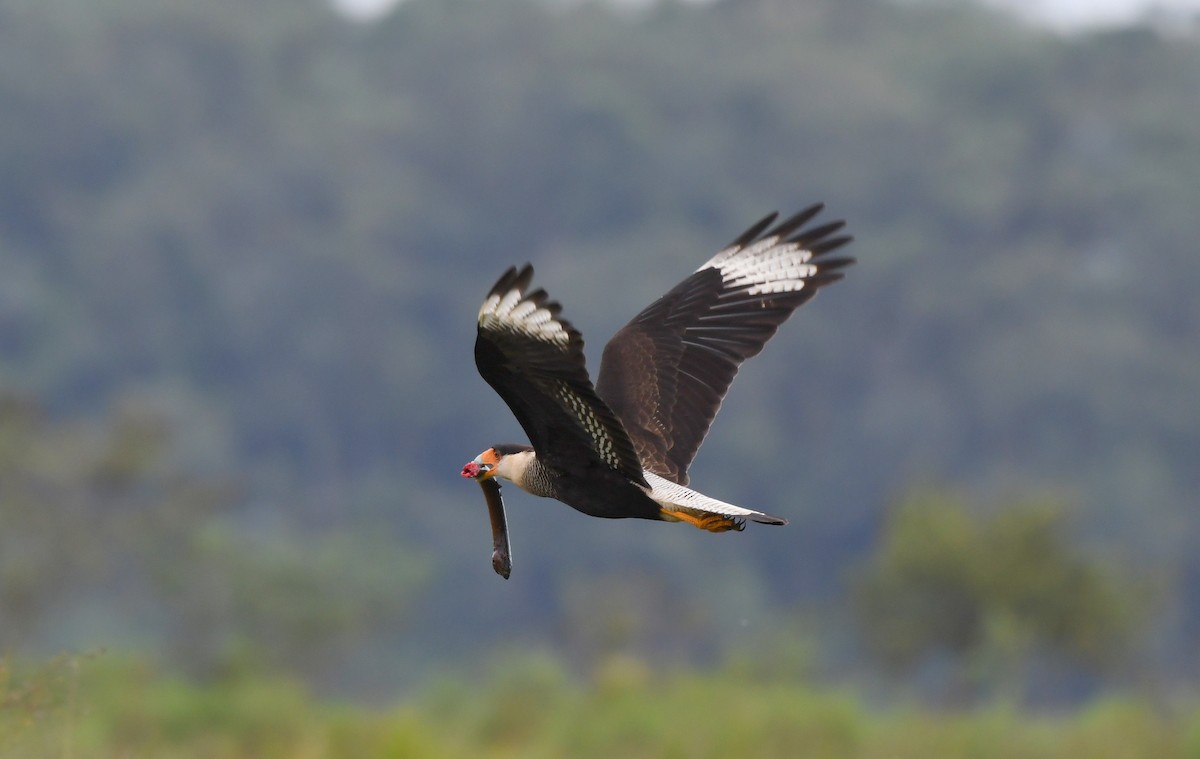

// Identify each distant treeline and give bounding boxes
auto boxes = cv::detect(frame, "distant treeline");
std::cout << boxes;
[0,0,1196,701]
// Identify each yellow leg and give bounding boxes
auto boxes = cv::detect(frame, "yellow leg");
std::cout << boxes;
[660,507,745,533]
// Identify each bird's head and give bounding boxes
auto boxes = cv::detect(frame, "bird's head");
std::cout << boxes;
[461,444,535,482]
[461,447,502,481]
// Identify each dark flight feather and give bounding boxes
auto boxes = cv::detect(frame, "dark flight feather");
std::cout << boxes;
[474,265,648,487]
[595,203,854,485]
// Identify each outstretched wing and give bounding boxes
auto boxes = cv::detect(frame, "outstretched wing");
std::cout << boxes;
[474,264,647,487]
[595,204,854,485]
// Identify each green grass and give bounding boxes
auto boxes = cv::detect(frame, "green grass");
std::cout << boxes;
[1,652,1197,758]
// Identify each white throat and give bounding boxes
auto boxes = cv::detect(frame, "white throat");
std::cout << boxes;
[495,449,536,488]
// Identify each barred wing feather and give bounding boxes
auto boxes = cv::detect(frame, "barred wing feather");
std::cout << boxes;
[596,204,854,485]
[475,265,648,487]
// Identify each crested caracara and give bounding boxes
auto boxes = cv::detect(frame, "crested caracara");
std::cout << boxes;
[461,203,854,578]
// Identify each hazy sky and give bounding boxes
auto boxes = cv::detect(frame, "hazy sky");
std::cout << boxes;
[334,0,1200,27]
[977,0,1200,28]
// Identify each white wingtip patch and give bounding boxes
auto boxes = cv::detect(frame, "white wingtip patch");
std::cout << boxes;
[479,287,571,345]
[699,238,819,296]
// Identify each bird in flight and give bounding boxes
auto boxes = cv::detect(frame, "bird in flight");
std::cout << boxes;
[461,203,853,578]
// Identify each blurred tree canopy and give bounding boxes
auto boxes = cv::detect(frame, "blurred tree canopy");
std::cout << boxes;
[853,488,1144,703]
[0,0,1196,700]
[0,394,426,685]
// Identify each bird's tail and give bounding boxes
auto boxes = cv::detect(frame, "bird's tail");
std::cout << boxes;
[642,471,788,532]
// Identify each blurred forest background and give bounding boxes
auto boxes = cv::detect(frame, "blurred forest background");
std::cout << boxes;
[1,0,1199,753]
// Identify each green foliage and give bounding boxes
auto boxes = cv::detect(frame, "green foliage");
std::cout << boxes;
[0,392,427,680]
[153,523,429,682]
[853,488,1144,700]
[2,652,1198,758]
[0,396,226,647]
